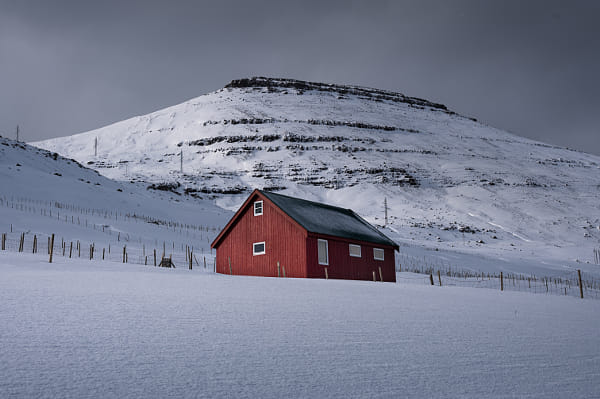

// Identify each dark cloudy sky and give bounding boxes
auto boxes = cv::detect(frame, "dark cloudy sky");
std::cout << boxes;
[1,0,599,155]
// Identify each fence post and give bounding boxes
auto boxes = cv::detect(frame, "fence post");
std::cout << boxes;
[282,266,286,278]
[578,269,584,299]
[33,235,37,253]
[429,273,434,286]
[228,256,232,275]
[379,266,383,282]
[373,271,377,282]
[103,248,105,260]
[203,256,206,269]
[69,242,72,258]
[324,267,328,280]
[438,270,442,286]
[154,249,156,266]
[1,233,5,250]
[49,234,54,263]
[277,261,280,277]
[122,246,126,263]
[189,251,192,270]
[500,272,504,291]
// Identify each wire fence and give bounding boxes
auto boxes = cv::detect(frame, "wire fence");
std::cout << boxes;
[1,231,216,271]
[395,266,600,300]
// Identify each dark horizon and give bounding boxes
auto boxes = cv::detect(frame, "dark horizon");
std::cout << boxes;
[1,0,599,155]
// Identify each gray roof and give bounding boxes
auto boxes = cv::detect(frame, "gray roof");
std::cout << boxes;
[259,190,398,249]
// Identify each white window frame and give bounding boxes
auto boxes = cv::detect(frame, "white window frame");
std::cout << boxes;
[253,241,266,256]
[318,239,329,265]
[254,201,263,216]
[373,248,385,261]
[349,244,361,258]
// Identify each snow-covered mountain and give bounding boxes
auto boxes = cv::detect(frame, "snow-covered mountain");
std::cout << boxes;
[34,77,600,272]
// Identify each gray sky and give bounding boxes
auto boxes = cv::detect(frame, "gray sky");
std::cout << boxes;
[1,0,599,155]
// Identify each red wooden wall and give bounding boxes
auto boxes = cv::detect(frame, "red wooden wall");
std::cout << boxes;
[215,193,308,278]
[306,234,396,282]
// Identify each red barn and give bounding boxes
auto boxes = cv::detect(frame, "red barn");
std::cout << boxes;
[211,189,398,282]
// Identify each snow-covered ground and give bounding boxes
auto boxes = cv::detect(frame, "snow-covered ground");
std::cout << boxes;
[0,135,228,268]
[1,252,599,398]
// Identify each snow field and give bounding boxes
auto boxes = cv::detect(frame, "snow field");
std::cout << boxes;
[1,253,599,398]
[0,195,220,269]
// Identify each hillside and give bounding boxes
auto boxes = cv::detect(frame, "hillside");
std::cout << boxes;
[0,135,228,265]
[34,77,600,276]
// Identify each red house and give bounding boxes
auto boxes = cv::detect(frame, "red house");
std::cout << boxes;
[211,189,398,282]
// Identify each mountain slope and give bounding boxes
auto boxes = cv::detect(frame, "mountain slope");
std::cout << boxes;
[0,135,229,259]
[34,77,600,273]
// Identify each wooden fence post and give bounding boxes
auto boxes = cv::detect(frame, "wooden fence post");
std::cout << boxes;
[373,271,377,282]
[33,235,37,253]
[103,248,105,260]
[277,261,280,277]
[1,233,5,251]
[203,256,206,269]
[578,269,584,299]
[49,234,54,263]
[69,242,72,258]
[429,273,434,286]
[282,266,286,278]
[154,249,156,266]
[379,267,383,282]
[325,267,328,280]
[122,246,126,263]
[500,272,504,291]
[189,251,193,270]
[437,270,442,286]
[228,256,232,275]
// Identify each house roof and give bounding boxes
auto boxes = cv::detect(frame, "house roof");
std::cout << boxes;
[259,190,398,249]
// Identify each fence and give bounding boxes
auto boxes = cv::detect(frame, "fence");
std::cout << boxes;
[395,264,600,300]
[1,231,216,271]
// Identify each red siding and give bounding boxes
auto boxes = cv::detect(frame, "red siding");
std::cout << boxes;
[215,194,307,278]
[306,234,396,282]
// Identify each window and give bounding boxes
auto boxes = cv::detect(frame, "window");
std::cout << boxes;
[253,242,265,255]
[254,201,263,216]
[373,248,384,261]
[349,244,361,258]
[318,239,329,265]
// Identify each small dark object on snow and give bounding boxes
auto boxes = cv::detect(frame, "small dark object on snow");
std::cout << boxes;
[159,256,175,268]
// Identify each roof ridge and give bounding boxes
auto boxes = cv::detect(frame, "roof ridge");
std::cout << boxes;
[259,190,353,214]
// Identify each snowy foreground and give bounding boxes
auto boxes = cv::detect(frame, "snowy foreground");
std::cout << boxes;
[1,253,599,398]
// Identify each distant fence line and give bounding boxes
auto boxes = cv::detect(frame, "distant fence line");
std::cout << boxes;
[1,231,216,271]
[395,258,600,300]
[0,195,221,234]
[2,230,598,301]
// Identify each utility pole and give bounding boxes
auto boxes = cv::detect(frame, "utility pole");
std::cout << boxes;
[16,125,19,142]
[384,197,388,227]
[94,137,98,157]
